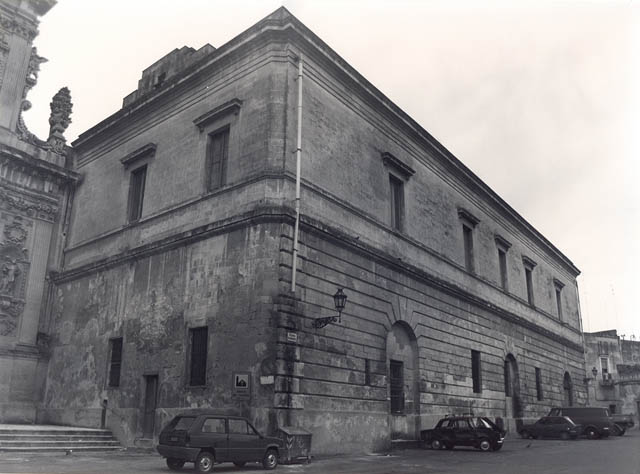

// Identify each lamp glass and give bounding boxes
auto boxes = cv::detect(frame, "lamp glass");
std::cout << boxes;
[333,288,347,312]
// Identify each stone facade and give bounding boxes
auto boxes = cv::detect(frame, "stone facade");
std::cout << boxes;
[36,8,586,454]
[584,330,640,423]
[0,0,78,423]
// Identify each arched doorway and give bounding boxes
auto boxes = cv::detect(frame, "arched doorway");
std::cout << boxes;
[504,354,523,420]
[386,321,419,441]
[563,372,574,406]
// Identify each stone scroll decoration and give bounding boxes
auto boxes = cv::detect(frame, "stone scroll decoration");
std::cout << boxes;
[0,214,30,337]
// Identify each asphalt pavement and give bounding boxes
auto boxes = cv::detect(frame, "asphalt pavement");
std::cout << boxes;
[0,430,638,474]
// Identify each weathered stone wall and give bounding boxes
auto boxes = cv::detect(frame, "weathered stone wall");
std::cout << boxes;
[278,225,585,454]
[42,221,283,444]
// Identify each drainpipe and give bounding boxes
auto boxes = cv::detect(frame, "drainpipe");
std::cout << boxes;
[291,55,303,293]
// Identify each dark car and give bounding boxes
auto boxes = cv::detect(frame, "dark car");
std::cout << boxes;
[611,414,635,436]
[157,413,282,472]
[519,416,582,440]
[420,416,506,452]
[548,407,612,439]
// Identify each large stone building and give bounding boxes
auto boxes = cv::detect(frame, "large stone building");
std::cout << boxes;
[3,7,587,454]
[0,0,77,422]
[584,330,640,422]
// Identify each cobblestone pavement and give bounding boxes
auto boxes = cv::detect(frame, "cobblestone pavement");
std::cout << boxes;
[0,430,638,474]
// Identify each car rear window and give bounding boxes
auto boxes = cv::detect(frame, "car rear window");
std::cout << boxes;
[172,416,196,431]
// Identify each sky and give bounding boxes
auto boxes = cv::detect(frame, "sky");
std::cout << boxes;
[24,0,639,338]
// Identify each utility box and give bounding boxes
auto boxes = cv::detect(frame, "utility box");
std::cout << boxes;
[276,426,312,464]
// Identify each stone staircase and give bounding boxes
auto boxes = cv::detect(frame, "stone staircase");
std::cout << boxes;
[0,424,122,453]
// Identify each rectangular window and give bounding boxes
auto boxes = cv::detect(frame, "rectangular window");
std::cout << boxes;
[600,357,609,375]
[535,367,543,401]
[389,359,404,414]
[108,337,123,387]
[189,327,208,386]
[598,341,609,355]
[609,404,616,414]
[498,248,508,290]
[555,287,563,320]
[525,266,534,305]
[207,127,229,191]
[463,224,474,272]
[127,165,147,222]
[504,361,511,397]
[364,359,371,386]
[471,350,482,393]
[389,175,404,231]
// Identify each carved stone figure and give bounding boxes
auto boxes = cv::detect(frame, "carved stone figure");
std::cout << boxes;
[0,259,20,294]
[47,87,72,153]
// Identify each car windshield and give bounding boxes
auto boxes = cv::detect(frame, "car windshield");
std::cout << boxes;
[172,416,196,431]
[563,417,576,426]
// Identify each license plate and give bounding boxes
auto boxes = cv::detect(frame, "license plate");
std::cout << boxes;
[170,437,178,441]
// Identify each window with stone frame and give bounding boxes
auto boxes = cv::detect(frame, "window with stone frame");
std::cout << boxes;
[495,235,511,291]
[471,350,482,393]
[535,367,543,401]
[554,279,564,321]
[127,165,147,222]
[389,359,404,414]
[389,174,404,231]
[522,257,537,306]
[206,126,230,191]
[189,327,208,386]
[458,208,479,273]
[108,337,123,387]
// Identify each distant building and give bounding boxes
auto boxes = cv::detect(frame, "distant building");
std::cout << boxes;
[0,0,77,422]
[584,330,640,421]
[3,6,587,454]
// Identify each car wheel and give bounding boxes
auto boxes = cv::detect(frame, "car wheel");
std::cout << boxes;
[195,452,215,473]
[585,427,599,440]
[430,439,442,450]
[444,442,454,450]
[520,430,531,440]
[233,462,246,468]
[613,424,626,436]
[492,443,503,451]
[478,439,492,452]
[262,449,278,470]
[560,432,570,440]
[166,458,185,471]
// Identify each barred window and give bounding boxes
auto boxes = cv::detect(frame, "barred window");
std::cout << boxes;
[389,360,404,414]
[207,127,229,191]
[108,337,123,387]
[189,327,208,386]
[127,165,147,222]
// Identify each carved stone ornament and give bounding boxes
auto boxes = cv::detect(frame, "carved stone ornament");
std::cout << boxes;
[0,187,57,222]
[47,87,73,154]
[0,13,38,41]
[0,241,29,337]
[3,216,28,245]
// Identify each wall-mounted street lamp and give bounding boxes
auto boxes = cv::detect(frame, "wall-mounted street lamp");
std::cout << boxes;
[313,288,347,329]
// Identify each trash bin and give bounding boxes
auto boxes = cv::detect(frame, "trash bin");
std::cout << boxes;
[275,426,312,464]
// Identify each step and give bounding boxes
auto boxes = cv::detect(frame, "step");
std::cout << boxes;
[0,434,114,441]
[0,440,121,447]
[0,445,123,453]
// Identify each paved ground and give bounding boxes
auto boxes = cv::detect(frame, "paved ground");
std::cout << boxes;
[0,430,638,474]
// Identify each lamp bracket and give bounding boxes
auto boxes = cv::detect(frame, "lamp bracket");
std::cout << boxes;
[312,315,340,329]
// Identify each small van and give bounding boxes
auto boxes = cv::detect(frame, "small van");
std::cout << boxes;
[547,407,613,439]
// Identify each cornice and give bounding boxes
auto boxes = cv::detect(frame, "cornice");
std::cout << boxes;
[381,151,414,180]
[193,98,242,132]
[52,201,582,352]
[0,143,79,185]
[68,7,580,277]
[119,142,156,167]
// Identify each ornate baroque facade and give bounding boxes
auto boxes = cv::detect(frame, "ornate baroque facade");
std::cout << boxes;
[0,0,78,422]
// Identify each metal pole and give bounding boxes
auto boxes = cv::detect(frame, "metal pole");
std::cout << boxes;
[291,55,303,293]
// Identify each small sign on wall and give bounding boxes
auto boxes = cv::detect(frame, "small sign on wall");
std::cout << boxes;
[233,372,251,398]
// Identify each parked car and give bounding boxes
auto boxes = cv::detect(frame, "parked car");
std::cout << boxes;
[547,407,612,439]
[420,415,506,452]
[611,414,635,436]
[157,413,282,472]
[519,416,582,440]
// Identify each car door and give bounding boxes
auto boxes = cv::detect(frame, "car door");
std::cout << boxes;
[455,419,475,446]
[190,417,228,462]
[548,417,565,437]
[227,418,262,462]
